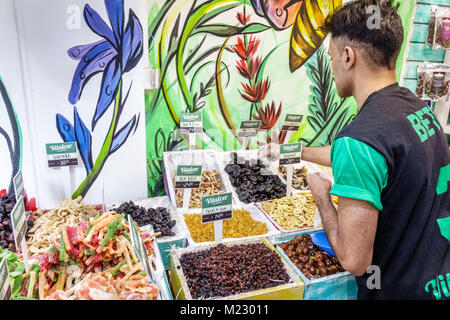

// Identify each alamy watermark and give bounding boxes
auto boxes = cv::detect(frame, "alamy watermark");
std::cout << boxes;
[366,265,381,290]
[366,5,381,30]
[66,5,82,30]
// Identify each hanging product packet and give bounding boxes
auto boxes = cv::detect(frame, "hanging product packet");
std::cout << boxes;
[433,9,450,50]
[415,63,450,101]
[427,6,438,48]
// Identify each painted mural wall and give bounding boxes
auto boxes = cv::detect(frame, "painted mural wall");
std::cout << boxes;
[0,0,37,200]
[0,0,415,205]
[0,0,148,209]
[145,0,415,197]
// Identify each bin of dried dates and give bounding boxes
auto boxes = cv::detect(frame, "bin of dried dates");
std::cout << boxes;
[224,152,286,203]
[277,234,345,280]
[0,193,34,251]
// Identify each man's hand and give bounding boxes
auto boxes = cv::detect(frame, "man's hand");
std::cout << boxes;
[258,143,280,161]
[307,172,332,199]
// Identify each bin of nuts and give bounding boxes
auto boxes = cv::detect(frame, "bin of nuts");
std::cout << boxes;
[270,231,358,300]
[169,238,304,300]
[175,170,225,209]
[163,150,231,209]
[278,165,309,190]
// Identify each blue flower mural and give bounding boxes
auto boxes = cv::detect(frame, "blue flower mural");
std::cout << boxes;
[56,0,143,198]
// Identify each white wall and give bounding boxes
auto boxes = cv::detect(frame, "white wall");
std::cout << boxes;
[0,0,37,199]
[0,0,148,208]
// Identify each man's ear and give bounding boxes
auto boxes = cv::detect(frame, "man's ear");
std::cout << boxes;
[343,46,356,70]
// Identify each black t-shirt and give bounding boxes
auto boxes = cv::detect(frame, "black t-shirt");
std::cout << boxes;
[335,83,450,300]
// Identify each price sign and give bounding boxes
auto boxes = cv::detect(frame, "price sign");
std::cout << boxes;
[13,170,24,201]
[201,193,233,224]
[128,216,153,283]
[180,113,203,134]
[46,142,79,168]
[282,114,303,132]
[175,165,202,189]
[11,196,27,248]
[279,143,302,165]
[0,258,12,300]
[238,120,261,138]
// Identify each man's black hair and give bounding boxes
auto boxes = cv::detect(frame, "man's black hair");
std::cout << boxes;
[323,0,404,70]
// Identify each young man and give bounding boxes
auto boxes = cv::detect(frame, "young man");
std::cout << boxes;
[263,0,450,299]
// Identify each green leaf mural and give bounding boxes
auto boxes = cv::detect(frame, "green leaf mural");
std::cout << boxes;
[294,46,357,147]
[145,0,415,197]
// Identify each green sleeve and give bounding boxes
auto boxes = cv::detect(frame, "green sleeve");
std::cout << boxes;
[330,137,388,211]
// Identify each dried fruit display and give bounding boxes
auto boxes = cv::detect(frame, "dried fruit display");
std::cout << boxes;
[20,211,158,299]
[278,165,309,190]
[278,234,344,280]
[175,170,224,208]
[179,243,290,299]
[183,209,268,243]
[0,193,34,251]
[115,201,176,237]
[26,197,100,256]
[225,152,286,203]
[261,193,317,230]
[46,271,159,300]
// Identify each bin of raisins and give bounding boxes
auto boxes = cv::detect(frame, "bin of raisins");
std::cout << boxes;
[108,196,187,271]
[177,203,280,247]
[169,238,305,300]
[270,230,358,300]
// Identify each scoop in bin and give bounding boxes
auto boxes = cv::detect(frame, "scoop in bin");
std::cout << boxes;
[311,231,336,257]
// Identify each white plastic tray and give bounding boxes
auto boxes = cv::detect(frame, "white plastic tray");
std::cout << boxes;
[162,150,232,209]
[176,203,281,247]
[217,150,285,207]
[254,196,323,234]
[268,160,321,192]
[170,237,302,300]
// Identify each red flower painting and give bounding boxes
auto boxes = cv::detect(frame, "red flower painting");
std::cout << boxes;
[232,36,260,60]
[253,101,282,131]
[236,11,250,25]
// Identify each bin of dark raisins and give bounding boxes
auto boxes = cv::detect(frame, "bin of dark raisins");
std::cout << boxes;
[271,232,358,300]
[114,201,176,238]
[278,234,344,280]
[224,152,286,204]
[0,193,34,251]
[170,240,304,300]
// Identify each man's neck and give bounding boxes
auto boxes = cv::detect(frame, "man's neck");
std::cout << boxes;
[352,68,397,110]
